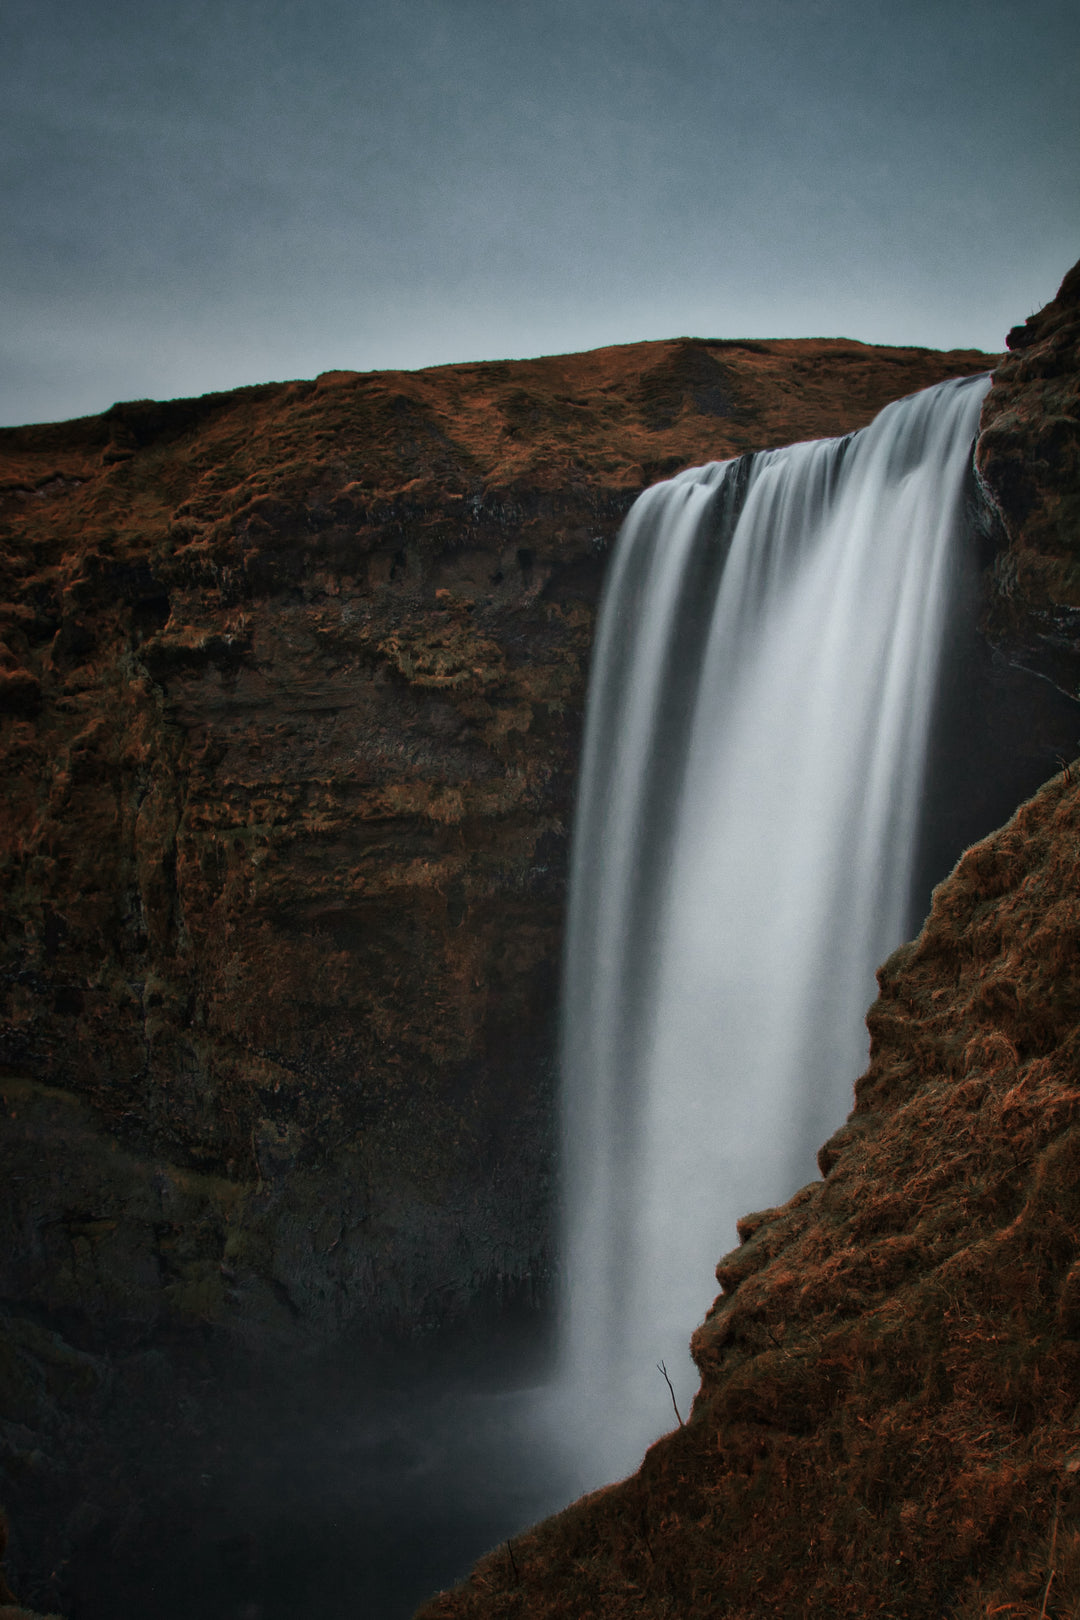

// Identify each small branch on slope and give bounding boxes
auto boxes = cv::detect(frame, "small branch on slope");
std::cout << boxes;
[657,1360,684,1427]
[1039,1490,1061,1620]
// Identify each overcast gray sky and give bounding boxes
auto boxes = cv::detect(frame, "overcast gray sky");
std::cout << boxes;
[3,0,1078,427]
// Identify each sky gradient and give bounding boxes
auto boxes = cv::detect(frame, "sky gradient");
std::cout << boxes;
[4,0,1078,427]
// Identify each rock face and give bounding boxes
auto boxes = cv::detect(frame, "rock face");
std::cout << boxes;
[978,257,1080,701]
[415,264,1080,1619]
[0,336,996,1353]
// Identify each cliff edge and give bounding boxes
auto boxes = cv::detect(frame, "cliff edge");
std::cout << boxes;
[0,336,993,1353]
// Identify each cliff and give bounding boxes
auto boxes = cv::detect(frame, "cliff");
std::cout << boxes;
[414,264,1080,1618]
[977,257,1080,702]
[0,335,994,1355]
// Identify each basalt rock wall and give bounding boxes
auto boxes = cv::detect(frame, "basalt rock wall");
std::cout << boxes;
[0,337,997,1351]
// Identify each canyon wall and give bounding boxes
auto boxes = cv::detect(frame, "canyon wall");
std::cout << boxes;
[0,337,996,1352]
[415,263,1080,1619]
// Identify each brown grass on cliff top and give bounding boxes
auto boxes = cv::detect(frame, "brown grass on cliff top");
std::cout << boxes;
[416,761,1080,1620]
[0,336,992,581]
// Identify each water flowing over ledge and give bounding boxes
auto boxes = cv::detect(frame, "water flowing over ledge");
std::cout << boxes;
[557,372,991,1484]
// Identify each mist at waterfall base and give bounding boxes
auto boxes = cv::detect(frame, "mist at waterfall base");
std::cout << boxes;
[52,374,1018,1619]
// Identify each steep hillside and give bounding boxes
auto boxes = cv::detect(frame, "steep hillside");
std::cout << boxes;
[418,760,1080,1619]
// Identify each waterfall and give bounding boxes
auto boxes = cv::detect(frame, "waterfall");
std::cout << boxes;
[555,372,990,1486]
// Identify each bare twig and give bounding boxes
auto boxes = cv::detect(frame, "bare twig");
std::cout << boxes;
[1039,1572,1055,1620]
[657,1360,684,1427]
[1038,1490,1060,1620]
[506,1539,519,1583]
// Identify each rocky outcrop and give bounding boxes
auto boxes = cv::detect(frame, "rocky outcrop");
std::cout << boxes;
[0,336,996,1355]
[415,262,1080,1619]
[978,257,1080,703]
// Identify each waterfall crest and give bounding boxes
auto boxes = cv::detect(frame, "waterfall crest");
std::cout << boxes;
[557,372,990,1484]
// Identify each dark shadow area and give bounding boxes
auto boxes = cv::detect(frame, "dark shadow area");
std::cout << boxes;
[3,1295,569,1620]
[912,518,1080,934]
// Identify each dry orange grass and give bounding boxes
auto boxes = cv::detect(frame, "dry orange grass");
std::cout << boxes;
[417,763,1080,1619]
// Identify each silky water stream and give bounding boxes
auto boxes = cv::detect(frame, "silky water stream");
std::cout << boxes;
[554,372,992,1485]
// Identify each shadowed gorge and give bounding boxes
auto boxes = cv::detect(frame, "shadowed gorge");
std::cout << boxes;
[1,274,1079,1617]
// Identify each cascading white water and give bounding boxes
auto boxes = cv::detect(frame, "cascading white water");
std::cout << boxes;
[556,372,990,1487]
